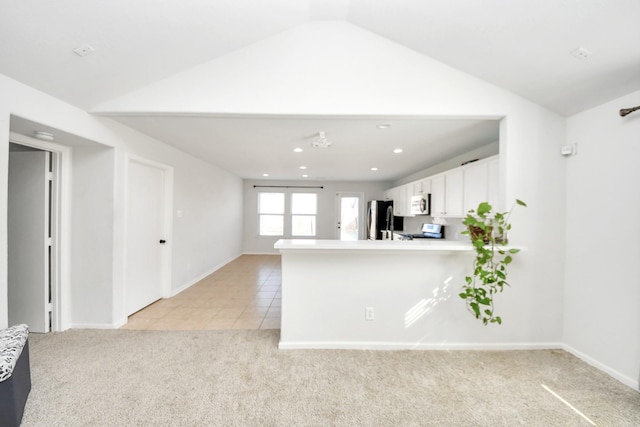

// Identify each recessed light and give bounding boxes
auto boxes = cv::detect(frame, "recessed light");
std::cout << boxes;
[302,174,309,178]
[371,167,378,171]
[293,147,303,153]
[262,173,269,177]
[377,123,392,129]
[393,148,403,154]
[299,166,307,170]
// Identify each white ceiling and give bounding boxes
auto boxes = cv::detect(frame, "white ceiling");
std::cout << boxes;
[112,115,499,181]
[2,1,638,181]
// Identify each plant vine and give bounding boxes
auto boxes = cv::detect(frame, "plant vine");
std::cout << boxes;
[458,199,526,325]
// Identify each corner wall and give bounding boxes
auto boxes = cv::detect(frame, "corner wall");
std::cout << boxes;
[0,73,244,329]
[564,90,640,389]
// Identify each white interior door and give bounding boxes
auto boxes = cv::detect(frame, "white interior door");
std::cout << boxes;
[335,193,363,240]
[125,158,169,315]
[8,147,50,332]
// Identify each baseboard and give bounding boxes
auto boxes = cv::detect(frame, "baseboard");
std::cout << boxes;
[242,251,280,255]
[170,253,242,297]
[279,341,563,351]
[69,320,125,330]
[561,343,639,391]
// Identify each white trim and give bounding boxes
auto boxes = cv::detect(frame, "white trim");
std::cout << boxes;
[70,319,126,330]
[123,153,174,315]
[279,341,563,350]
[561,343,639,391]
[242,251,279,255]
[9,132,72,332]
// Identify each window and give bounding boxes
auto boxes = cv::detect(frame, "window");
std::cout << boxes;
[291,193,317,236]
[258,192,284,236]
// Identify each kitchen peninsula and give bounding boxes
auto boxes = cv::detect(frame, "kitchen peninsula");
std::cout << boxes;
[275,239,526,350]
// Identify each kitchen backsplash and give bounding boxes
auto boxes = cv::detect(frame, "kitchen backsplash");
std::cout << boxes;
[400,216,467,241]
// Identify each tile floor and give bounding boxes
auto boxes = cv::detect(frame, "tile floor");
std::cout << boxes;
[120,254,281,331]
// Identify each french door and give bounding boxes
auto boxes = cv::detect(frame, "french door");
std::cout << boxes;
[335,192,363,240]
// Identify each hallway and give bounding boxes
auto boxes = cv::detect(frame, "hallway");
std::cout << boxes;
[121,255,281,330]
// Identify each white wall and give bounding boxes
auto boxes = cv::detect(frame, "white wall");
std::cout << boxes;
[70,146,115,325]
[2,19,571,358]
[0,73,244,329]
[243,179,389,253]
[53,21,572,345]
[564,90,640,389]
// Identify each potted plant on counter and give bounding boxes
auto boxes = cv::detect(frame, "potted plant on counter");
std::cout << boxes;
[458,199,526,325]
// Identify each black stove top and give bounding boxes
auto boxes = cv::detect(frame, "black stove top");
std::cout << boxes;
[399,232,443,240]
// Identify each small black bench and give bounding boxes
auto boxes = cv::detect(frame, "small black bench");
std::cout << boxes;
[0,324,31,427]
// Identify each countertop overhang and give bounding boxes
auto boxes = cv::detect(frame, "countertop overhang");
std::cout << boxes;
[275,239,525,253]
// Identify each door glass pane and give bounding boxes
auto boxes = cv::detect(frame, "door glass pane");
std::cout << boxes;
[340,196,359,241]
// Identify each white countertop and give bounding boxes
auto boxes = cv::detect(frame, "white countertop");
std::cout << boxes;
[274,239,477,252]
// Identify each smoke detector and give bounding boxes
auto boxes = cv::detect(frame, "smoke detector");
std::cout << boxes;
[34,131,55,141]
[312,131,333,148]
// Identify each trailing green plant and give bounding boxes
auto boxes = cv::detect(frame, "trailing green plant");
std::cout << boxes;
[458,199,526,325]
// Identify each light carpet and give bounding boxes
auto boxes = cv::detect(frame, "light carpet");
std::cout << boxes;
[21,329,640,426]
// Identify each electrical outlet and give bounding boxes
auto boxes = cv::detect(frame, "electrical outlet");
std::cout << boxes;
[365,307,375,321]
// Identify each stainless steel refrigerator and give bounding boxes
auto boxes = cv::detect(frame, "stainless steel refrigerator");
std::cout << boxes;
[366,200,403,240]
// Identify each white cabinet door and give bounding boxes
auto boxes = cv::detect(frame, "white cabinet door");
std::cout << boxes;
[462,156,500,213]
[430,175,446,216]
[395,185,412,217]
[413,179,431,196]
[383,185,414,217]
[463,161,489,213]
[445,168,464,217]
[431,171,464,217]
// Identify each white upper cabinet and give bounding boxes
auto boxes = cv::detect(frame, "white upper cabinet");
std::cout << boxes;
[385,155,499,218]
[431,169,464,217]
[392,184,413,217]
[463,156,501,213]
[463,161,489,213]
[412,179,431,196]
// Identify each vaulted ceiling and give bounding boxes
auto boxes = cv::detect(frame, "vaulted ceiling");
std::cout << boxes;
[2,0,638,181]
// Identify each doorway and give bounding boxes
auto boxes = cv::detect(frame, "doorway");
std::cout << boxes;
[124,154,173,316]
[335,192,363,240]
[7,143,58,333]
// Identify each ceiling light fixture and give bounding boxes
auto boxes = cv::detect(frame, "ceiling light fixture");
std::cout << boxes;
[393,148,403,154]
[570,47,592,60]
[34,131,55,141]
[262,173,269,177]
[302,174,309,178]
[293,147,303,153]
[371,167,378,171]
[377,123,392,129]
[312,131,332,148]
[299,166,307,170]
[73,44,95,57]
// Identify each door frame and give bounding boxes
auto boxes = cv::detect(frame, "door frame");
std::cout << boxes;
[123,153,174,314]
[8,132,71,332]
[334,192,364,240]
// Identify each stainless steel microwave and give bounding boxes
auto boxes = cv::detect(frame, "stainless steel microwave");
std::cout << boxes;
[410,194,431,215]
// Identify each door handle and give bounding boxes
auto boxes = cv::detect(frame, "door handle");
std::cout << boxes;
[159,239,166,244]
